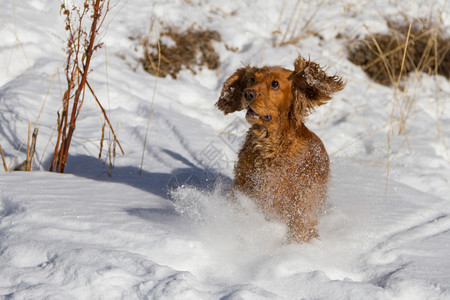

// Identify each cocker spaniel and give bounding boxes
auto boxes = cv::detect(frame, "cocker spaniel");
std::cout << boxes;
[216,55,344,242]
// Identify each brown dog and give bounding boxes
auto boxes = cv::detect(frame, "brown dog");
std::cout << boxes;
[215,55,344,242]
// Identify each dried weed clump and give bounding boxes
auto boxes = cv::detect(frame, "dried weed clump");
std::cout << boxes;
[348,18,449,85]
[51,0,123,173]
[140,26,221,79]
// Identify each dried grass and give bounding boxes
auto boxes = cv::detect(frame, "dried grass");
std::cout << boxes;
[140,26,221,79]
[348,17,450,85]
[274,0,325,46]
[0,144,8,172]
[347,17,449,193]
[51,0,123,173]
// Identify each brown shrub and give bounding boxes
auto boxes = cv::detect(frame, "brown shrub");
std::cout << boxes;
[348,18,449,85]
[140,26,221,79]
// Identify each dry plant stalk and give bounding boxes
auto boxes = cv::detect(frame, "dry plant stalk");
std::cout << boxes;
[99,122,105,158]
[13,125,39,171]
[0,144,8,172]
[98,122,118,177]
[140,39,161,175]
[85,79,124,155]
[26,128,39,171]
[5,0,31,72]
[107,123,118,176]
[26,121,31,170]
[50,0,123,173]
[385,20,412,193]
[276,0,325,46]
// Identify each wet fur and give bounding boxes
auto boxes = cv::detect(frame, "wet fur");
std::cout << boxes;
[215,55,344,242]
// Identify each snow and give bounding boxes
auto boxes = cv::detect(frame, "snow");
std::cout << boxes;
[1,0,450,299]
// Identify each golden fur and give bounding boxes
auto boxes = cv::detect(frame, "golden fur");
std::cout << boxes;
[215,55,344,242]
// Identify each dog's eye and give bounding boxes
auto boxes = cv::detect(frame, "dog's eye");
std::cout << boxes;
[271,80,279,90]
[250,77,255,85]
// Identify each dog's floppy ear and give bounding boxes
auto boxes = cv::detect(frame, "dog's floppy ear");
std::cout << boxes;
[289,55,344,121]
[215,68,248,114]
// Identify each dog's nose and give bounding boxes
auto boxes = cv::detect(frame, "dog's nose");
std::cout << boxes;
[244,89,257,102]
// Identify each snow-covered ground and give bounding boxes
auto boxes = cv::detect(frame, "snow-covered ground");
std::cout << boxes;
[1,0,449,299]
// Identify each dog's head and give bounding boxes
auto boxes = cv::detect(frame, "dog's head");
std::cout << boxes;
[216,55,344,128]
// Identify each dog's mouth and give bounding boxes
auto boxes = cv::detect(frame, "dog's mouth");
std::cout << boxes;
[246,108,272,122]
